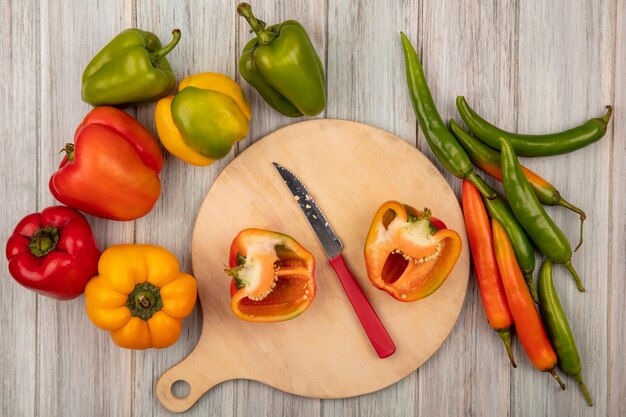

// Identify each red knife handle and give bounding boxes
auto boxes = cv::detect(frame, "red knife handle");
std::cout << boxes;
[328,254,396,358]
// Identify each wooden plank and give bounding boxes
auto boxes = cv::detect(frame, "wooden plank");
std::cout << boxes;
[608,0,625,415]
[233,1,324,416]
[233,382,321,417]
[133,1,238,416]
[514,1,613,416]
[415,2,518,416]
[322,1,419,416]
[37,1,134,416]
[326,0,417,141]
[0,1,39,416]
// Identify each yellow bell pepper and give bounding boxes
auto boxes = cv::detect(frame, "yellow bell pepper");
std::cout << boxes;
[84,244,197,349]
[155,72,252,166]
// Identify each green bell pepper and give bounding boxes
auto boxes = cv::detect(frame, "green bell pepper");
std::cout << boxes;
[81,28,181,107]
[171,86,250,160]
[237,3,326,117]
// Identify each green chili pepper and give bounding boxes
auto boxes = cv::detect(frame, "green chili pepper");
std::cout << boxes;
[450,119,586,251]
[499,137,585,292]
[400,32,495,200]
[237,3,326,117]
[473,175,539,302]
[456,96,612,157]
[538,260,592,406]
[82,29,181,107]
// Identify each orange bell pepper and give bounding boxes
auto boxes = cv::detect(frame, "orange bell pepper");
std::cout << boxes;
[225,229,315,322]
[84,244,197,349]
[364,201,462,302]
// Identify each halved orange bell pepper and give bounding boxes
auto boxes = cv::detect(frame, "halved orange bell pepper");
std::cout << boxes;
[225,229,315,322]
[84,244,197,349]
[364,201,462,302]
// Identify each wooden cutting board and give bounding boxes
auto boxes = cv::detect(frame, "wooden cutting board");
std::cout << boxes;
[156,119,470,413]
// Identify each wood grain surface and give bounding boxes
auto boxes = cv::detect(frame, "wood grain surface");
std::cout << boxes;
[0,1,623,416]
[156,119,470,412]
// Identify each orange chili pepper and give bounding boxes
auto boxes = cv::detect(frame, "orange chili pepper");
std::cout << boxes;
[462,180,515,367]
[492,219,565,389]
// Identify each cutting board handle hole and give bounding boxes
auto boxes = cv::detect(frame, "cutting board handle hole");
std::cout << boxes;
[171,379,191,399]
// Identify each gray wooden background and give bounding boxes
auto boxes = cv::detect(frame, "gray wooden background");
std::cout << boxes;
[1,1,624,416]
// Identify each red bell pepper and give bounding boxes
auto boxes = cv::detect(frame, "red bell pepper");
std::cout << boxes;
[5,206,101,300]
[225,229,316,322]
[49,106,163,221]
[364,201,462,302]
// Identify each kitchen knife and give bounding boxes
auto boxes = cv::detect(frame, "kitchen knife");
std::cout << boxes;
[272,162,396,359]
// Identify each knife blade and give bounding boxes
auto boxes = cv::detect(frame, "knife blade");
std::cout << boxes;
[273,162,396,359]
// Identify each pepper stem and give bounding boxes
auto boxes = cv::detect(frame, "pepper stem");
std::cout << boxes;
[574,374,593,406]
[28,226,60,257]
[524,271,539,304]
[563,260,585,292]
[599,105,613,127]
[237,3,277,45]
[137,293,151,308]
[557,197,586,252]
[126,282,163,320]
[467,172,497,200]
[548,368,566,390]
[61,143,75,161]
[150,29,181,65]
[496,328,517,368]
